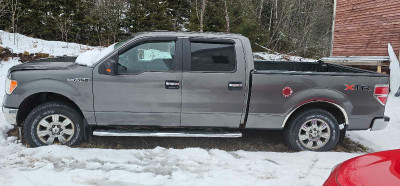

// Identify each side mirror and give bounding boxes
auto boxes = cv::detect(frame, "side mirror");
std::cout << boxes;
[102,59,117,76]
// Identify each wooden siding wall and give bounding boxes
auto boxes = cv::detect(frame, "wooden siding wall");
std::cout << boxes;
[332,0,400,56]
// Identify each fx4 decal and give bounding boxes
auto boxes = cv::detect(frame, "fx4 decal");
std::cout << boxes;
[344,84,371,91]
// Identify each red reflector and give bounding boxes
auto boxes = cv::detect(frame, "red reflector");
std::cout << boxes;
[377,96,388,105]
[375,86,389,95]
[374,84,389,106]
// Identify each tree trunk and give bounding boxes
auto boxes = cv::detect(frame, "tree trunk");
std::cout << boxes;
[224,0,230,32]
[258,0,265,20]
[199,0,207,32]
[275,0,278,19]
[268,0,273,32]
[11,0,16,45]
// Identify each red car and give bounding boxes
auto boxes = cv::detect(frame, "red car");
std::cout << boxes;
[324,150,400,186]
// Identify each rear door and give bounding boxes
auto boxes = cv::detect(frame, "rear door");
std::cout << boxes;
[180,38,247,128]
[93,37,183,126]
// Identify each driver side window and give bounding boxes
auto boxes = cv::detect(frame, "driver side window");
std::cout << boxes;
[118,41,176,74]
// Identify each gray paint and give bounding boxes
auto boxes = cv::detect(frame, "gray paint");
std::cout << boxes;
[92,71,182,126]
[247,72,387,129]
[180,38,247,128]
[2,32,389,131]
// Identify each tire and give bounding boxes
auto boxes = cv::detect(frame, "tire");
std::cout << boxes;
[24,102,83,147]
[284,109,340,151]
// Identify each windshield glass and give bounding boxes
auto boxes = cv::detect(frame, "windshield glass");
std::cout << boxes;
[75,35,137,66]
[75,44,115,66]
[114,38,130,49]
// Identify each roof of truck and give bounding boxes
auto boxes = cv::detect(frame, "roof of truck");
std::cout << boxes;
[129,31,246,39]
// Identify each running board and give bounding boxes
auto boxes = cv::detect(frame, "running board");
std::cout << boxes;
[92,129,242,138]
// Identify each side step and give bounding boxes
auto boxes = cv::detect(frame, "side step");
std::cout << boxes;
[93,129,242,138]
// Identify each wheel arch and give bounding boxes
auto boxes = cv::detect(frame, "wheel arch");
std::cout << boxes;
[282,100,349,128]
[16,92,84,126]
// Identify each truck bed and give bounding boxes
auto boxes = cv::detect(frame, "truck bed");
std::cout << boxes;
[247,60,389,130]
[254,60,384,75]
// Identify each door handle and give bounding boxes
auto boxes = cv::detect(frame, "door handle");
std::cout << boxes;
[228,82,243,90]
[165,80,180,89]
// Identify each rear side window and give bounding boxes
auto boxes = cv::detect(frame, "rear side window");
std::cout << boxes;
[190,42,236,72]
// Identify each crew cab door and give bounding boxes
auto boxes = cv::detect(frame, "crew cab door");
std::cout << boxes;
[180,38,247,128]
[93,37,183,126]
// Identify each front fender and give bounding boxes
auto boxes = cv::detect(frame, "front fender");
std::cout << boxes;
[4,78,92,112]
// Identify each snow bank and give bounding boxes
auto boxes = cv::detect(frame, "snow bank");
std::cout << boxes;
[0,58,20,144]
[253,52,316,62]
[348,44,400,150]
[348,96,400,151]
[388,43,400,95]
[0,144,358,186]
[0,30,98,56]
[75,44,115,66]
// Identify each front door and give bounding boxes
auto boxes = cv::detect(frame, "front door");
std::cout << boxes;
[180,38,247,128]
[93,38,182,126]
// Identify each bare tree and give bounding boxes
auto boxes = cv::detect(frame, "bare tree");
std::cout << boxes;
[199,0,207,32]
[258,0,265,20]
[55,16,71,43]
[91,0,127,45]
[224,0,230,32]
[0,0,8,18]
[10,0,20,44]
[0,0,8,44]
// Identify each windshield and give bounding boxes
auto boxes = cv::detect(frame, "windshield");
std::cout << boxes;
[75,35,138,66]
[75,44,116,66]
[114,38,130,49]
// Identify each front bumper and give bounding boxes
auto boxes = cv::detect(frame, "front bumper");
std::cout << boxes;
[370,116,390,131]
[2,106,18,125]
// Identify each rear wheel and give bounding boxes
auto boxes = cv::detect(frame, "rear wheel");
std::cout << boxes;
[284,109,339,151]
[24,102,83,147]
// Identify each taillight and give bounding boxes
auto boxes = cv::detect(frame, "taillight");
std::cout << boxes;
[374,84,389,106]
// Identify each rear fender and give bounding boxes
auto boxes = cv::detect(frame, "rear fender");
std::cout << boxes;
[282,88,351,127]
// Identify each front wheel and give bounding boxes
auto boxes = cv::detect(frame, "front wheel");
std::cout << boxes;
[24,102,83,147]
[284,109,340,151]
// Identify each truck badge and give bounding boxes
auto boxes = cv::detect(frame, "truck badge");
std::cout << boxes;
[344,84,371,91]
[282,86,293,98]
[67,78,90,82]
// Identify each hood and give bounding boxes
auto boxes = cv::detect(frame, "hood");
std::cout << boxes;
[8,62,79,74]
[336,150,400,186]
[7,56,86,74]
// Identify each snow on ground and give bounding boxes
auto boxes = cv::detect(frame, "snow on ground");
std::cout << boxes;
[253,52,316,62]
[0,145,357,186]
[0,30,98,56]
[348,95,400,151]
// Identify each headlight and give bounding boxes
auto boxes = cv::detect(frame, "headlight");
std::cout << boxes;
[5,77,18,95]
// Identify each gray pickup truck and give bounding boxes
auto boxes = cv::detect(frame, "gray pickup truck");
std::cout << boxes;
[3,32,390,151]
